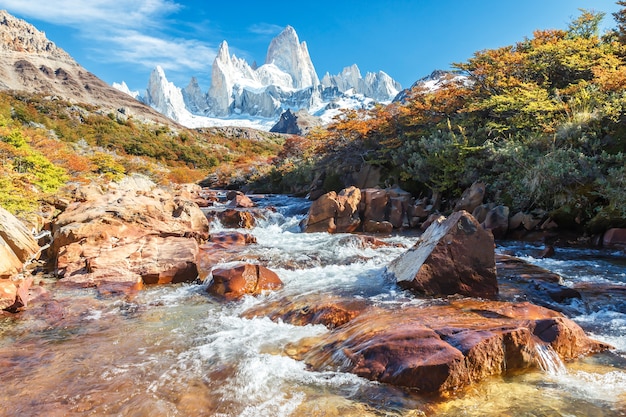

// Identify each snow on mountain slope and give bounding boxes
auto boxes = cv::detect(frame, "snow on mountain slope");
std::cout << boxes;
[120,26,402,131]
[393,70,469,102]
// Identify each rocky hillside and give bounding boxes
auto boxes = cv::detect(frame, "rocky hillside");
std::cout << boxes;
[0,10,175,126]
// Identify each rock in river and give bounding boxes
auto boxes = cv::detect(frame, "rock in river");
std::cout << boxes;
[386,210,498,299]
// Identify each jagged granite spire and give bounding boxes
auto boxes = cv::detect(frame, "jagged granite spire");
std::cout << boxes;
[265,25,319,89]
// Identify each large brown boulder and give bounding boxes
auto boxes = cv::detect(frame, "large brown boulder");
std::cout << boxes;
[603,228,626,248]
[386,187,412,229]
[0,280,18,310]
[0,237,23,279]
[197,232,257,281]
[207,263,283,300]
[226,191,256,208]
[361,188,388,223]
[51,185,209,293]
[214,209,257,229]
[386,211,498,298]
[0,206,40,266]
[454,181,485,213]
[296,300,610,394]
[303,186,361,233]
[481,205,510,239]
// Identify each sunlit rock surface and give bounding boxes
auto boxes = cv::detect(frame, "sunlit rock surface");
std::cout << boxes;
[293,300,610,393]
[387,210,498,298]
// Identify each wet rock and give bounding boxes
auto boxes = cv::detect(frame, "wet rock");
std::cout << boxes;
[496,254,583,313]
[0,280,17,310]
[210,231,257,246]
[571,283,626,314]
[296,300,609,394]
[482,205,509,239]
[303,187,361,233]
[362,220,394,234]
[213,209,256,229]
[603,228,626,249]
[361,188,388,223]
[387,211,497,299]
[454,181,485,213]
[50,185,209,293]
[207,263,283,300]
[197,232,258,281]
[539,245,555,258]
[0,237,23,279]
[244,295,363,329]
[0,206,40,264]
[226,191,256,208]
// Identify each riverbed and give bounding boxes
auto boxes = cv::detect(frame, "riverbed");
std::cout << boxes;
[0,195,624,416]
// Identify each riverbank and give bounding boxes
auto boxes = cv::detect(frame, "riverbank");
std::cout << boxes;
[0,187,625,415]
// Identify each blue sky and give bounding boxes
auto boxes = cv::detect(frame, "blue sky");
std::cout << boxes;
[0,0,621,92]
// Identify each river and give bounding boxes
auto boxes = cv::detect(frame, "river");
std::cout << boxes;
[0,195,624,416]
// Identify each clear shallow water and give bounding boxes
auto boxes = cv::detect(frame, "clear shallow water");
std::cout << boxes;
[0,197,625,416]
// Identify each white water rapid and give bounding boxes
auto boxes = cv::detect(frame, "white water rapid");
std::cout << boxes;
[0,195,625,416]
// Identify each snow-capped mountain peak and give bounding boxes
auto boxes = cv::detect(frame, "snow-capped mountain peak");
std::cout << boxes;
[124,26,402,131]
[265,25,319,89]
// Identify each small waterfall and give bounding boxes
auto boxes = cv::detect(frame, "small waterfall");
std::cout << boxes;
[535,344,567,376]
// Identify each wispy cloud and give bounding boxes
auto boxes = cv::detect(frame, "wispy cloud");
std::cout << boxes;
[248,23,284,36]
[0,0,216,73]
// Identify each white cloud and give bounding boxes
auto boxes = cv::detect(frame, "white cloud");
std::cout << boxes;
[109,30,215,71]
[0,0,215,73]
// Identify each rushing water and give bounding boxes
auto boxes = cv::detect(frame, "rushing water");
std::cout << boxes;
[1,195,625,416]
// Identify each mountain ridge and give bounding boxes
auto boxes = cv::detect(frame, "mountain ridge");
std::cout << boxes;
[0,9,177,127]
[129,26,402,131]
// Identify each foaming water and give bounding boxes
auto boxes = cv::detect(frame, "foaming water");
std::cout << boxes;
[1,197,625,416]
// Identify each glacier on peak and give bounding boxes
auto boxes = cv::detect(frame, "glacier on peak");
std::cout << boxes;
[119,26,402,131]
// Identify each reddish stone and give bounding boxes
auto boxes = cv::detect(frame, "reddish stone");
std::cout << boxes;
[0,206,40,264]
[388,197,407,229]
[420,213,442,231]
[210,231,257,246]
[362,188,388,223]
[197,233,258,282]
[207,263,283,300]
[454,181,485,213]
[50,186,208,291]
[334,186,361,233]
[227,192,256,208]
[14,276,33,308]
[297,300,609,394]
[387,211,498,299]
[0,280,17,310]
[303,187,362,233]
[362,220,393,234]
[603,228,626,248]
[386,187,412,229]
[0,237,22,279]
[482,205,509,239]
[215,209,256,229]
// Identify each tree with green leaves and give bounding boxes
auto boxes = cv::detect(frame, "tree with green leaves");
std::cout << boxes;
[567,8,605,39]
[613,1,626,43]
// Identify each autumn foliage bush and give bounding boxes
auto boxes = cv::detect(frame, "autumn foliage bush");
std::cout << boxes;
[259,8,626,231]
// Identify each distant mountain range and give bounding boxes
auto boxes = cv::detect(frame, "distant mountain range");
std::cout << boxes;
[0,10,409,133]
[116,26,403,131]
